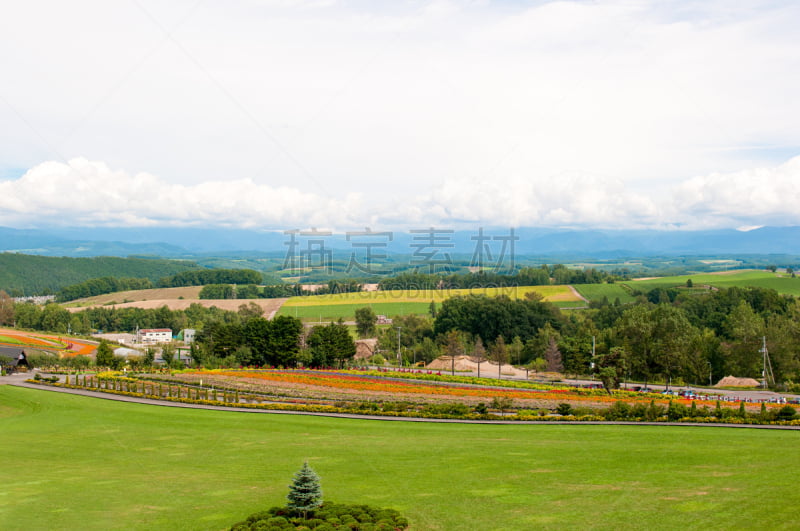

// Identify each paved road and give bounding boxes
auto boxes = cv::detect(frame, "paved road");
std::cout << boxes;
[5,376,799,430]
[0,371,34,385]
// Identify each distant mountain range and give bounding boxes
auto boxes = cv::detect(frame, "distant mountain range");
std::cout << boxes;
[2,225,800,258]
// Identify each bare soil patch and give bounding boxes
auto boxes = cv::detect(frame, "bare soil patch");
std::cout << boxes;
[68,286,204,306]
[68,298,288,317]
[715,375,761,388]
[426,355,529,378]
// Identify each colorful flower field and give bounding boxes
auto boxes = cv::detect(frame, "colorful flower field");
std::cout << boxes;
[174,369,784,413]
[0,329,96,357]
[30,367,799,425]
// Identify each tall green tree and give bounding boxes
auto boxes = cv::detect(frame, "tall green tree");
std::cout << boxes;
[471,337,486,378]
[307,321,356,367]
[444,329,464,376]
[160,342,176,367]
[95,340,114,368]
[354,306,377,338]
[267,316,303,367]
[615,304,656,388]
[595,346,626,394]
[508,336,524,366]
[650,304,696,389]
[0,290,14,326]
[724,300,765,377]
[286,462,323,519]
[490,336,508,378]
[40,303,71,333]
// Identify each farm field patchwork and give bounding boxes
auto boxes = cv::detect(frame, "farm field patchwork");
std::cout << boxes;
[1,385,798,530]
[278,285,581,320]
[65,286,205,307]
[624,269,800,296]
[573,283,636,304]
[277,301,435,321]
[281,285,579,306]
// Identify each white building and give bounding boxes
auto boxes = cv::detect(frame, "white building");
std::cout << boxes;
[181,329,196,343]
[137,328,173,344]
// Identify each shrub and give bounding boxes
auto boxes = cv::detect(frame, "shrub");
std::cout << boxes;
[604,401,631,421]
[556,403,573,416]
[667,400,688,421]
[233,503,408,530]
[423,403,470,416]
[777,405,798,421]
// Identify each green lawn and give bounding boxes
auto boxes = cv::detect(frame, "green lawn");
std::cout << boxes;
[573,283,636,304]
[623,270,800,296]
[1,386,799,530]
[276,302,435,321]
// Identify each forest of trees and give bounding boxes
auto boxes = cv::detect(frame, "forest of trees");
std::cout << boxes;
[56,277,155,302]
[156,268,262,287]
[377,265,628,291]
[0,253,199,296]
[9,271,800,388]
[364,286,800,389]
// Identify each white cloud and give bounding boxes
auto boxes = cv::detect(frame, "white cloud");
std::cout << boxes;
[0,158,363,228]
[0,1,799,229]
[673,156,800,228]
[2,155,800,230]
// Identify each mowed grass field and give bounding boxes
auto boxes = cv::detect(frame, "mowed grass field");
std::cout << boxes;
[2,386,799,531]
[573,283,636,304]
[278,285,581,320]
[278,302,436,321]
[624,269,800,296]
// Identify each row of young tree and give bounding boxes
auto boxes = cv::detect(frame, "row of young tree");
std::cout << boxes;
[376,265,629,291]
[55,277,155,302]
[5,296,262,335]
[356,285,800,389]
[54,268,266,302]
[192,316,355,368]
[201,280,363,300]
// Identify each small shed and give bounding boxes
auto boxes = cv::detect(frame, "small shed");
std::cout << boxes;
[0,347,29,374]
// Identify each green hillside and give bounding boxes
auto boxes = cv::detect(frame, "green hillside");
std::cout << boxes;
[0,253,200,296]
[623,269,800,296]
[2,386,799,530]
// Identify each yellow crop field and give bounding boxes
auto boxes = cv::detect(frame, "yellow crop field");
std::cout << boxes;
[282,285,579,307]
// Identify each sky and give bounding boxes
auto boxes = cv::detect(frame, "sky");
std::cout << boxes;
[1,0,799,231]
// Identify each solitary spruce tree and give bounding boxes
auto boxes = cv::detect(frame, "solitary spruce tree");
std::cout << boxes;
[287,461,323,518]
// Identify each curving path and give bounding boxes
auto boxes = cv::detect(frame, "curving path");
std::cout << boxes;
[6,378,800,430]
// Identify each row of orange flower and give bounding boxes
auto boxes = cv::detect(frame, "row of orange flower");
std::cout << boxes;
[186,369,785,410]
[192,370,637,404]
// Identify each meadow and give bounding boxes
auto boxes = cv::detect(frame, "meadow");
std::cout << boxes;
[1,386,798,530]
[277,301,436,321]
[277,285,581,321]
[572,283,636,304]
[622,269,800,295]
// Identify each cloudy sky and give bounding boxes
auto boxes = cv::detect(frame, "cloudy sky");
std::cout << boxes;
[1,0,799,231]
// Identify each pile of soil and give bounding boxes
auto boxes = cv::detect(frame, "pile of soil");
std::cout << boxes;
[426,356,528,377]
[715,375,761,388]
[354,339,377,360]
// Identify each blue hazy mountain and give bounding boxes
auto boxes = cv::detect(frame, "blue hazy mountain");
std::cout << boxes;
[1,225,800,258]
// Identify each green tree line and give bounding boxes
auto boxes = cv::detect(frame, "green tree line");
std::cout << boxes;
[377,265,628,291]
[362,285,800,389]
[0,253,200,296]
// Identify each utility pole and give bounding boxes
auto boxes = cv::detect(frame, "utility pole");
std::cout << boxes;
[395,326,402,367]
[761,336,774,389]
[590,335,595,380]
